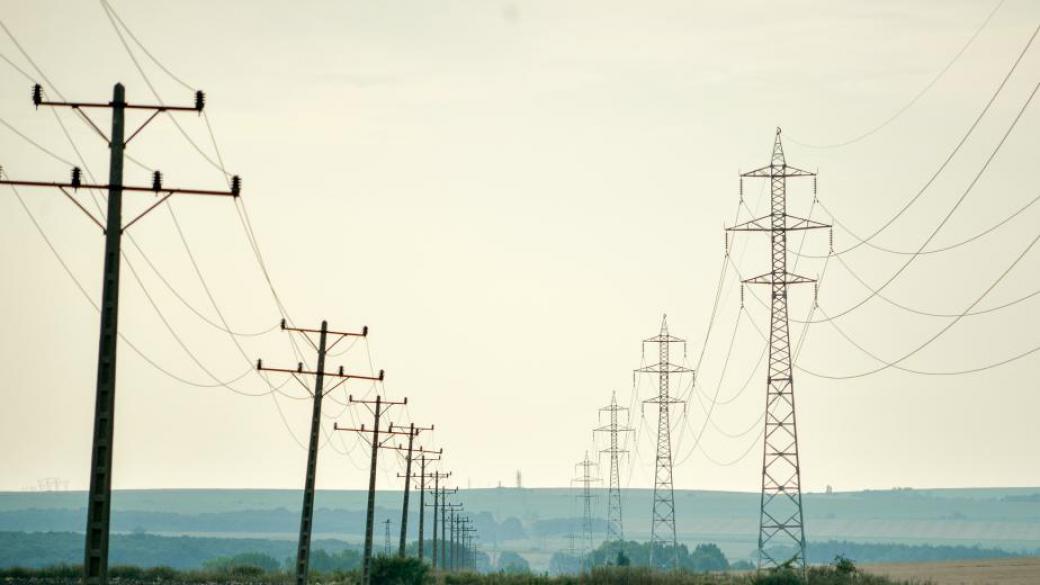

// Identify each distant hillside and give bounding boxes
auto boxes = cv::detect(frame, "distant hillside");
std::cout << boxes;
[5,487,1040,569]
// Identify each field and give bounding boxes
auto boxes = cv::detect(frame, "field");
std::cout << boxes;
[863,557,1040,585]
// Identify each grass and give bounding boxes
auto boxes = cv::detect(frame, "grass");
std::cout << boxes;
[0,565,928,585]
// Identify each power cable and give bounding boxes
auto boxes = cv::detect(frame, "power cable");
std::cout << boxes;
[804,78,1040,323]
[788,0,1005,149]
[800,22,1039,258]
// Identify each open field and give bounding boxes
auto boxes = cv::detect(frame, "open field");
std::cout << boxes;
[863,557,1040,585]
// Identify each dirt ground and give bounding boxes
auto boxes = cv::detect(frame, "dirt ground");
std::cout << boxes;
[862,557,1040,585]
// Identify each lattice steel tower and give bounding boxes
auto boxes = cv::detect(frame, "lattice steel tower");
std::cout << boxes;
[636,315,691,569]
[594,391,632,543]
[726,128,828,570]
[573,452,600,560]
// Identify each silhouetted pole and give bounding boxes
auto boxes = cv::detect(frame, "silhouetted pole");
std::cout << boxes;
[335,395,408,585]
[1,83,239,585]
[258,321,376,585]
[392,423,435,557]
[422,470,451,566]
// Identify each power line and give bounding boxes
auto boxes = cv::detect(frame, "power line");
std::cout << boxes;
[803,78,1040,324]
[801,22,1039,258]
[788,0,1006,149]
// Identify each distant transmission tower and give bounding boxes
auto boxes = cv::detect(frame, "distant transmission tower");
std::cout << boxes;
[573,452,600,562]
[636,315,691,569]
[384,519,392,556]
[726,128,829,571]
[594,391,632,543]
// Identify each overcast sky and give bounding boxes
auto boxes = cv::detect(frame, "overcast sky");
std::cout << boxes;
[1,0,1039,494]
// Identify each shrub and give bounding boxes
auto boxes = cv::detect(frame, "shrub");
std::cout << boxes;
[369,556,429,585]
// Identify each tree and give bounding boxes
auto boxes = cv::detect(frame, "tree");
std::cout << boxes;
[496,551,530,574]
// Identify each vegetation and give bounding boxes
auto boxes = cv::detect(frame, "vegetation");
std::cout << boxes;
[0,562,926,584]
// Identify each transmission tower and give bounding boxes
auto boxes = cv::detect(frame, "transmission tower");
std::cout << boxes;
[594,391,632,543]
[726,128,829,571]
[257,321,381,585]
[572,452,600,562]
[635,315,691,569]
[384,519,393,556]
[0,83,239,585]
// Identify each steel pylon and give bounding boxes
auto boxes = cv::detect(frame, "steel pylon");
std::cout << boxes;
[636,315,691,570]
[594,391,633,544]
[727,128,829,571]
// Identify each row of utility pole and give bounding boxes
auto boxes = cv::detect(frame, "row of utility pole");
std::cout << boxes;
[2,81,481,585]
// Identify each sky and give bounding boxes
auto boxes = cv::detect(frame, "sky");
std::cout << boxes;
[1,0,1039,494]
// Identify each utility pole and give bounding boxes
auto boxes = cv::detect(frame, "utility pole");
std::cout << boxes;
[573,452,600,564]
[257,321,380,585]
[459,517,475,571]
[424,472,451,568]
[334,395,408,585]
[1,83,239,585]
[445,502,463,571]
[436,485,459,570]
[635,315,691,570]
[727,128,828,572]
[391,423,437,557]
[384,519,393,556]
[415,457,444,562]
[594,391,632,544]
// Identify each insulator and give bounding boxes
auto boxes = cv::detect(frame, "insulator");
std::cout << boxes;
[829,227,834,255]
[194,90,205,112]
[280,318,286,329]
[338,365,344,375]
[256,358,262,369]
[814,283,819,306]
[151,170,163,192]
[740,285,745,309]
[32,84,42,108]
[297,362,303,373]
[71,167,82,189]
[813,175,817,196]
[230,175,241,196]
[724,232,729,257]
[739,176,744,201]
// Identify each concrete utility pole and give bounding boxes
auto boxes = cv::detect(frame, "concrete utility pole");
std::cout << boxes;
[415,459,445,562]
[257,321,379,585]
[1,83,239,585]
[458,517,473,570]
[439,487,459,569]
[727,128,828,572]
[460,521,478,571]
[391,423,437,557]
[426,477,453,569]
[445,502,463,570]
[334,395,409,585]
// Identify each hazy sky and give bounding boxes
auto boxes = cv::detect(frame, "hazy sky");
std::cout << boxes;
[2,0,1039,494]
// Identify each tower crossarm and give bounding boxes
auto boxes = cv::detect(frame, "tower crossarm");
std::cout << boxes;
[742,271,816,286]
[726,214,830,233]
[740,164,815,178]
[635,362,693,375]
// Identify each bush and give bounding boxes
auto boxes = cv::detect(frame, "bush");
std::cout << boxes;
[369,556,429,585]
[833,555,856,575]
